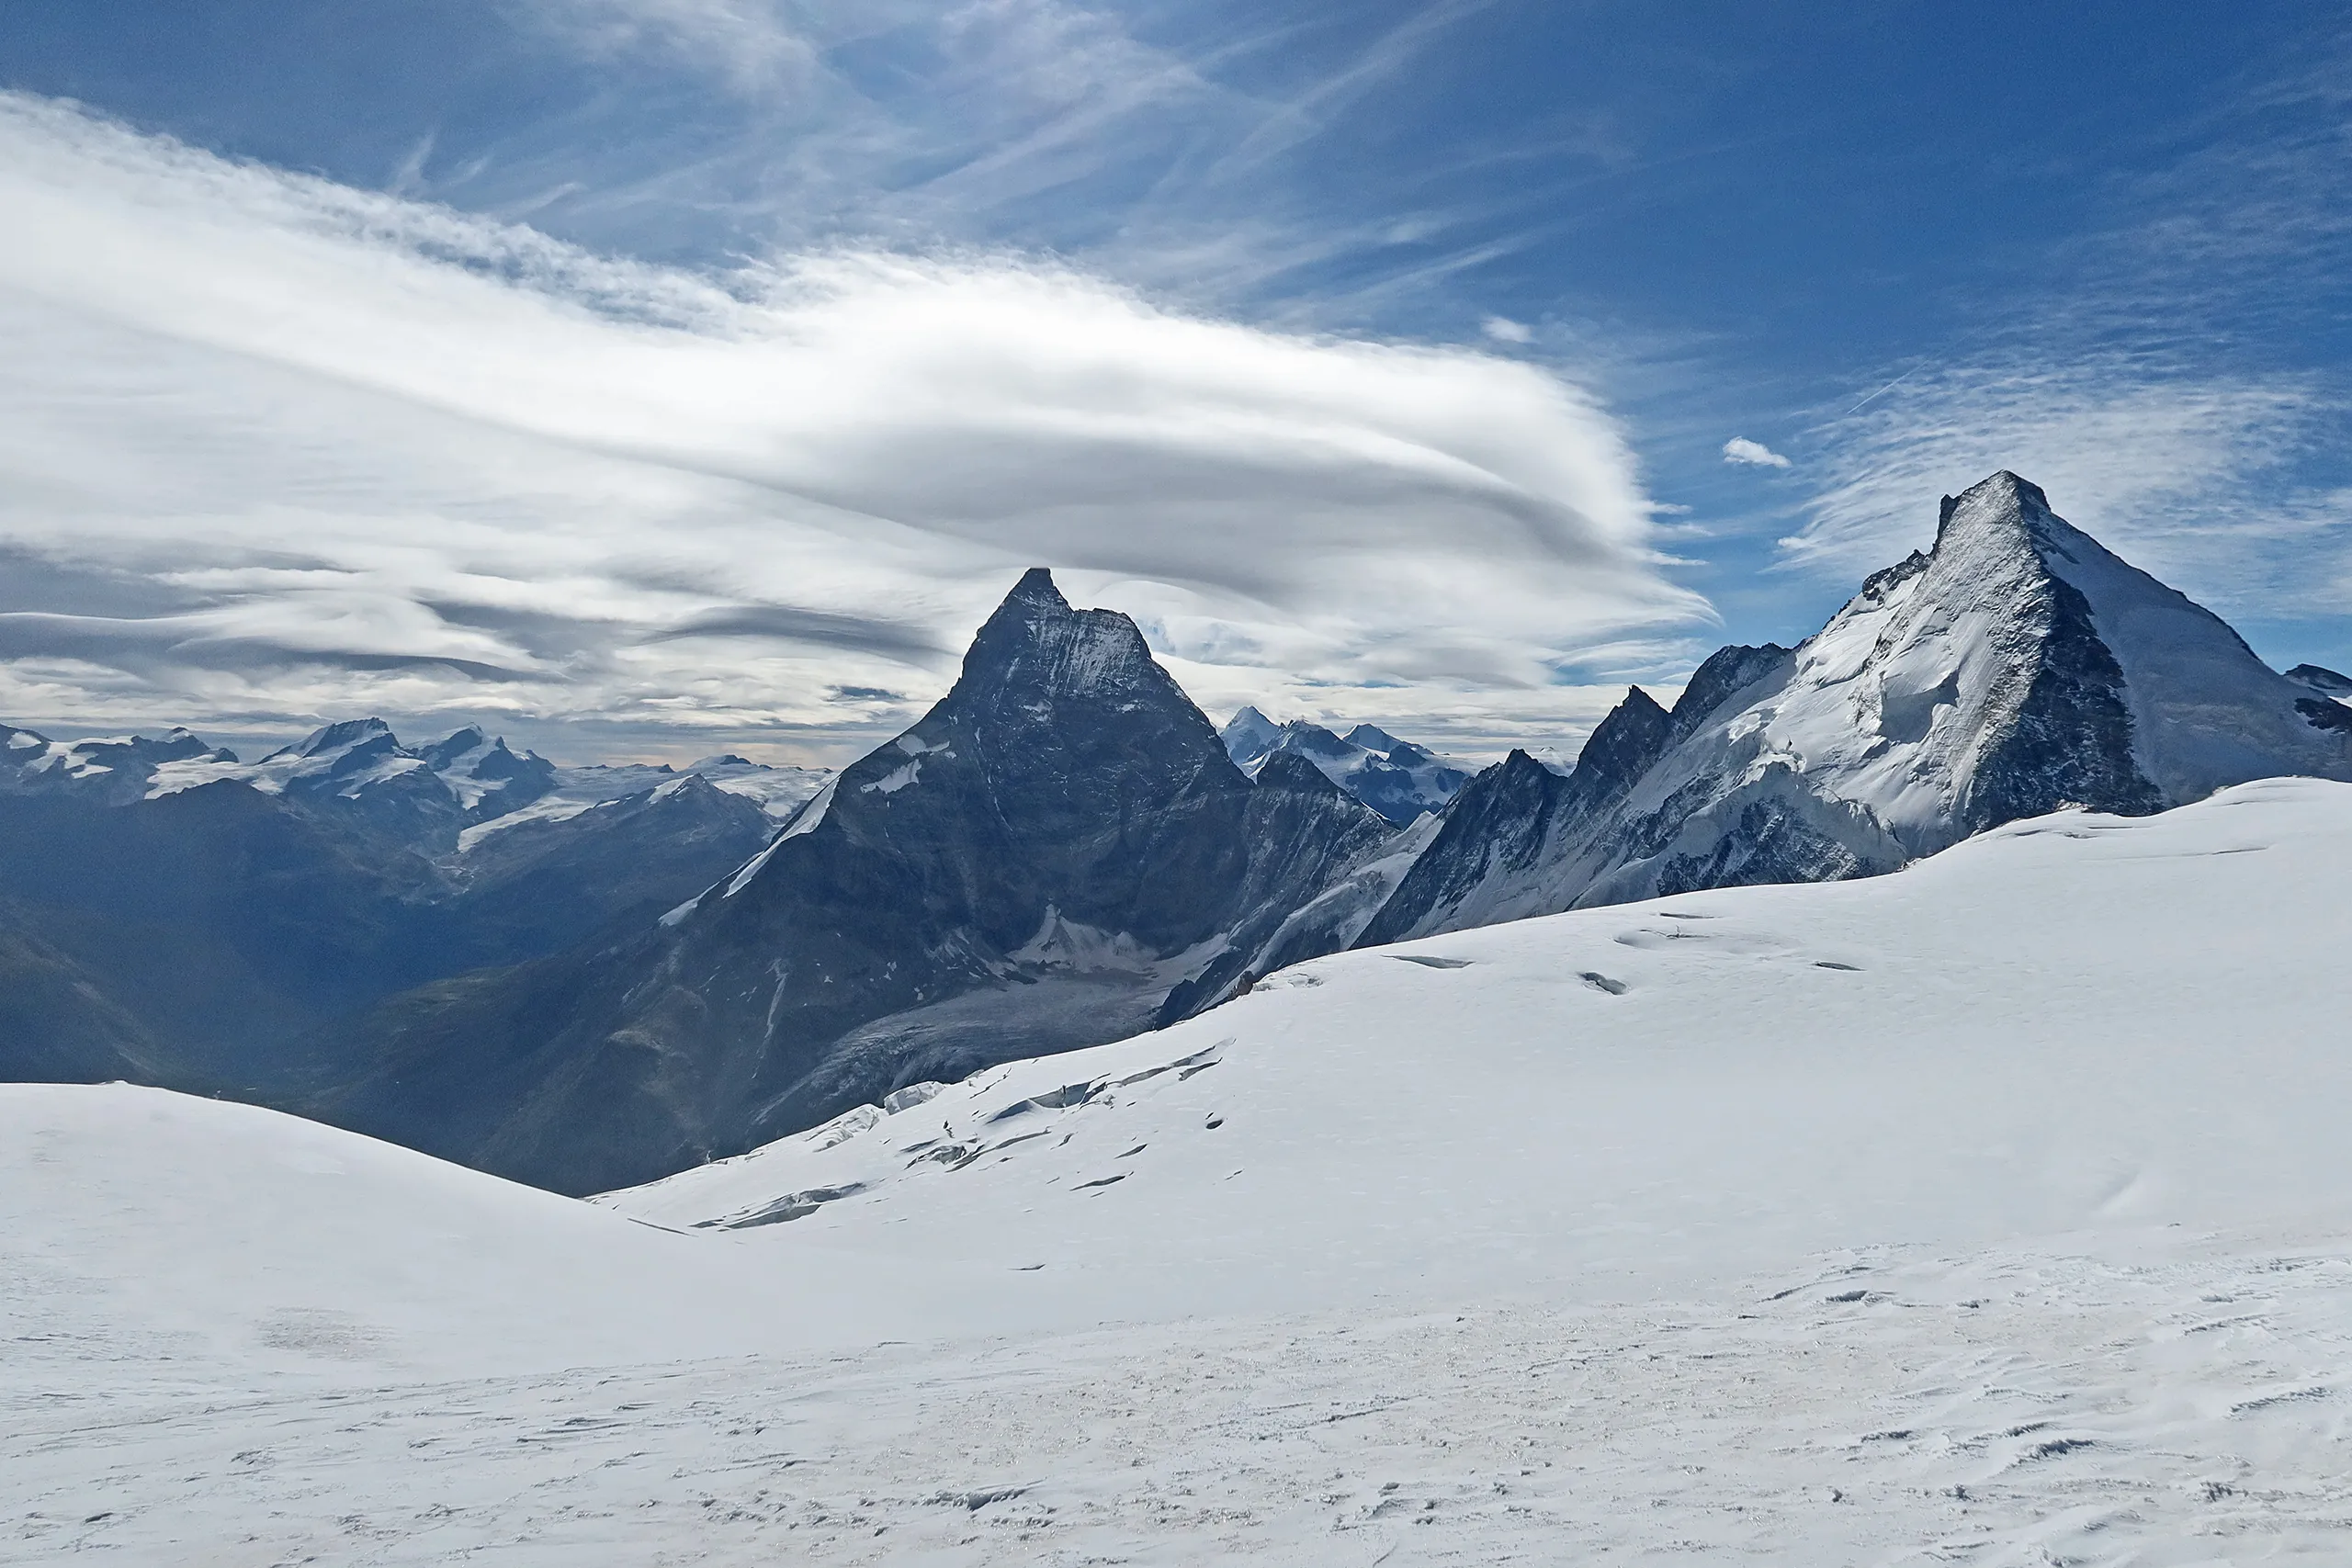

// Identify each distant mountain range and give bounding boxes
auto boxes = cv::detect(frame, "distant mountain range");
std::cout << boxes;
[3,470,2346,1193]
[0,717,824,1095]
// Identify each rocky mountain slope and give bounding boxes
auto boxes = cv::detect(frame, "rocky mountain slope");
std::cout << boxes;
[1364,470,2352,942]
[311,570,1396,1194]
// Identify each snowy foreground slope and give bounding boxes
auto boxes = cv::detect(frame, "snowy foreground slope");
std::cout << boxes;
[7,780,2352,1563]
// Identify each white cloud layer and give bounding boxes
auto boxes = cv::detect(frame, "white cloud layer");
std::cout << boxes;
[0,93,1704,762]
[1721,437,1790,469]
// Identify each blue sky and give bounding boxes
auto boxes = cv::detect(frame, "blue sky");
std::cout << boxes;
[2,1,2347,761]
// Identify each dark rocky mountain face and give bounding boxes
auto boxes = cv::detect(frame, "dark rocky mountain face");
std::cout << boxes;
[1364,471,2352,943]
[311,570,1394,1195]
[0,899,168,1084]
[1153,750,1397,1021]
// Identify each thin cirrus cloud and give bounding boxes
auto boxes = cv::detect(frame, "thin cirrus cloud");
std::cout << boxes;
[1781,322,2351,629]
[1783,36,2352,624]
[491,0,1532,329]
[524,0,821,96]
[0,91,1709,762]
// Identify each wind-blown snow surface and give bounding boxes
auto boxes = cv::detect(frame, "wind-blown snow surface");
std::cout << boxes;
[8,781,2352,1562]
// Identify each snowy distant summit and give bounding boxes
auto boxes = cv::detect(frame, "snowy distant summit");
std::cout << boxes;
[1219,708,1470,825]
[1365,471,2352,942]
[153,717,560,843]
[177,716,515,844]
[0,723,233,806]
[9,714,831,849]
[316,570,1397,1194]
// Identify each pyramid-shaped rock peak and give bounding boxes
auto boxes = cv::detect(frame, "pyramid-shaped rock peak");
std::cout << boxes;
[1001,565,1069,608]
[956,568,1174,707]
[322,562,1410,1194]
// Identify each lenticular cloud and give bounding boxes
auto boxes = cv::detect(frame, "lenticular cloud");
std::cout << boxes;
[0,91,1705,756]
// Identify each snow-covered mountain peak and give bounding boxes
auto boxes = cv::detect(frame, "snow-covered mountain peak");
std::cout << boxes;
[1367,470,2352,942]
[426,728,556,815]
[277,716,397,762]
[0,722,239,806]
[136,716,564,838]
[1932,468,2052,545]
[1221,705,1282,758]
[420,724,490,768]
[1736,468,2225,852]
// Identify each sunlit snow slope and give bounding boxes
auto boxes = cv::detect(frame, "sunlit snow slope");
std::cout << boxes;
[7,780,2352,1564]
[605,777,2352,1315]
[0,1087,1020,1384]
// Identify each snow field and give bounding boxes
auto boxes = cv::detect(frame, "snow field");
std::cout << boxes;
[8,1227,2350,1563]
